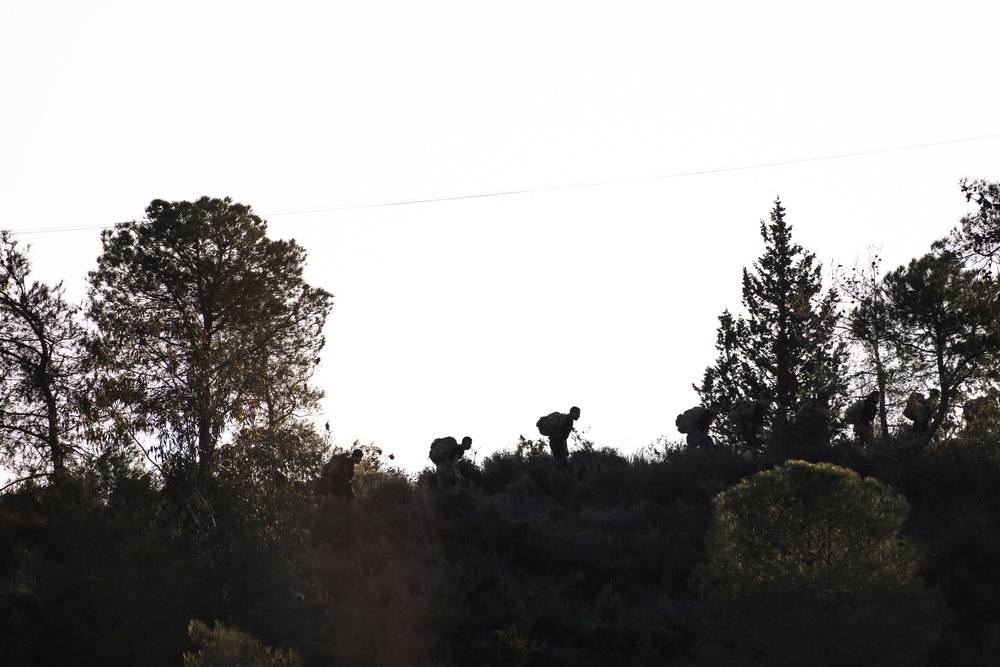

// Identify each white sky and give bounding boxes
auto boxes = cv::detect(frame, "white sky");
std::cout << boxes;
[2,2,999,473]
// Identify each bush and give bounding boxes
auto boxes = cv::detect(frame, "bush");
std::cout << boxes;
[696,460,943,667]
[183,619,303,667]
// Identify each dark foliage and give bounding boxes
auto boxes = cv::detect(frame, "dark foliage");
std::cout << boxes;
[698,199,846,426]
[4,430,996,666]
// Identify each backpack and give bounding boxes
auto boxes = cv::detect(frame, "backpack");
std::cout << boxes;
[429,437,458,465]
[321,452,351,478]
[844,400,866,425]
[727,399,755,430]
[903,392,929,421]
[536,412,565,437]
[676,407,708,434]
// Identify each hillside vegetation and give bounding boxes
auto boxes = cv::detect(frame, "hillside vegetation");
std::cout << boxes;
[3,425,1000,666]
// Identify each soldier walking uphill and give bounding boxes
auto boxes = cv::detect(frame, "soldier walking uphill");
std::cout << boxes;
[729,392,772,461]
[536,406,581,469]
[429,436,473,492]
[319,449,364,500]
[676,402,721,451]
[847,391,880,448]
[904,389,939,436]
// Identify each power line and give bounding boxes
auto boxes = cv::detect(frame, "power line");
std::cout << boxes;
[8,223,113,235]
[262,133,1000,215]
[8,133,1000,235]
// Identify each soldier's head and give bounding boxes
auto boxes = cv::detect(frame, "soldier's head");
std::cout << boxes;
[569,406,581,420]
[759,391,773,404]
[351,449,364,461]
[929,388,940,398]
[461,436,473,449]
[866,390,880,403]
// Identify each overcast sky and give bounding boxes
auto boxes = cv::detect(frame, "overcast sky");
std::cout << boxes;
[3,2,1000,473]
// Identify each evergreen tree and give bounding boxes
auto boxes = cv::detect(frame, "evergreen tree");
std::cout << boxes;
[0,231,85,489]
[838,252,898,438]
[697,199,845,424]
[87,197,333,475]
[878,251,1000,456]
[935,178,1000,275]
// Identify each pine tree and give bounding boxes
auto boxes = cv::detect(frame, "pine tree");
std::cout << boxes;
[0,231,85,489]
[87,197,333,474]
[836,252,899,438]
[879,251,1000,456]
[696,199,846,423]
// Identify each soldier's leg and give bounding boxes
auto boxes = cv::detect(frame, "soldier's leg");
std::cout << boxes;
[549,436,569,466]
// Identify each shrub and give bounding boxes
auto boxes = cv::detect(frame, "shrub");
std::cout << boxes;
[183,619,303,667]
[696,460,942,667]
[488,622,547,666]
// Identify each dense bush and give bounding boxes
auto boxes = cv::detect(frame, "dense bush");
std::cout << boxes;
[696,460,942,666]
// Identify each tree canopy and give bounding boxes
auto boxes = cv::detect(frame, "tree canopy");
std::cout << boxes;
[0,231,84,487]
[697,199,845,425]
[877,251,1000,453]
[87,197,333,473]
[936,178,1000,275]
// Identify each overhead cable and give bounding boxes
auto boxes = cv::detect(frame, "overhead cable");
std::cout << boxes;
[8,133,1000,235]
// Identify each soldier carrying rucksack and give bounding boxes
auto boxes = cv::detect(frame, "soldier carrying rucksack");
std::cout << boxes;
[846,390,880,447]
[536,406,580,469]
[429,436,473,492]
[729,392,772,460]
[319,449,364,499]
[676,401,721,451]
[903,388,938,436]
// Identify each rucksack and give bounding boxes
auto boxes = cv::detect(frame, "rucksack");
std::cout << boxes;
[429,437,458,464]
[536,412,565,437]
[727,399,755,430]
[321,452,351,478]
[903,392,929,421]
[676,407,708,434]
[844,400,866,425]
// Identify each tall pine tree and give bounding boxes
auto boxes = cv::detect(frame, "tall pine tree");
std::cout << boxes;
[87,197,333,475]
[697,199,845,424]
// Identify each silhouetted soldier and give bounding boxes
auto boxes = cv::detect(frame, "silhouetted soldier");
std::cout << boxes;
[905,388,939,436]
[436,436,472,492]
[730,392,772,461]
[537,406,580,468]
[321,449,364,499]
[854,391,880,447]
[681,402,721,451]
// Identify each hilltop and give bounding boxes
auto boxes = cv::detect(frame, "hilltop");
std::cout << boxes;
[3,425,999,666]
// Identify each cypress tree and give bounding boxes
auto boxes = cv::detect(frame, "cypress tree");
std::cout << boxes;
[696,199,846,424]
